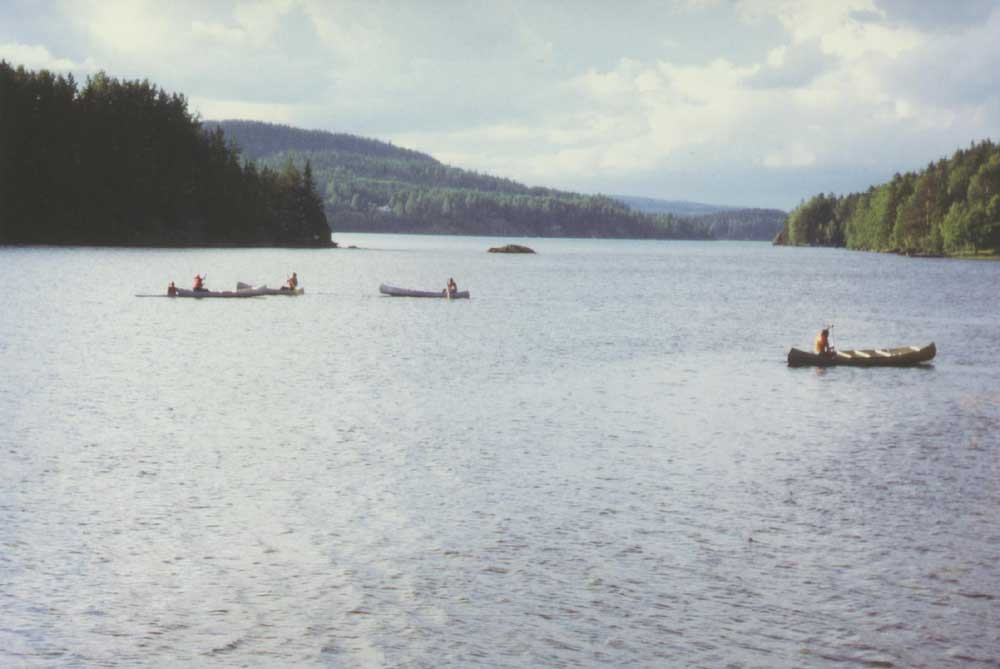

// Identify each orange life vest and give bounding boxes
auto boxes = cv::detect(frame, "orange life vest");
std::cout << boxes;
[815,331,829,354]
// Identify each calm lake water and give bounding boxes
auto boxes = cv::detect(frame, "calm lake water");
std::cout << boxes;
[1,235,998,668]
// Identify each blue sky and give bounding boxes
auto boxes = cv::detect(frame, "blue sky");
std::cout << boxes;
[3,0,1000,209]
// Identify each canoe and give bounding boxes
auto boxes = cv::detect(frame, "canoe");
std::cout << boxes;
[379,284,470,299]
[173,287,266,298]
[236,282,304,296]
[787,342,936,367]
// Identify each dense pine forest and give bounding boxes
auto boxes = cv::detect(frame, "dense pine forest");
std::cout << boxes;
[214,120,714,240]
[0,62,330,246]
[775,140,1000,256]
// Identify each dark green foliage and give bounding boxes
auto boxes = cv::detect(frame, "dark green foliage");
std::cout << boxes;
[776,140,1000,255]
[215,121,713,240]
[0,62,331,246]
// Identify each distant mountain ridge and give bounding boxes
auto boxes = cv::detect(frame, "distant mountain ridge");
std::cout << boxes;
[612,195,736,217]
[211,120,713,240]
[215,119,435,164]
[614,195,787,241]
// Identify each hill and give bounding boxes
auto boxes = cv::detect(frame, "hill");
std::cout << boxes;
[775,139,1000,256]
[612,195,733,217]
[212,120,712,240]
[215,119,435,164]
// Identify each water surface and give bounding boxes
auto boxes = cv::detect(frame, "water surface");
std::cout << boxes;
[1,236,998,667]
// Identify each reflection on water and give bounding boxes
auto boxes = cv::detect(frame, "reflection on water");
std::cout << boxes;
[1,237,998,667]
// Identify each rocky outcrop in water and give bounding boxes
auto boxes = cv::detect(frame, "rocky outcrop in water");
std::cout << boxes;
[488,244,535,254]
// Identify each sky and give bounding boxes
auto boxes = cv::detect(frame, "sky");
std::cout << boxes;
[3,0,1000,210]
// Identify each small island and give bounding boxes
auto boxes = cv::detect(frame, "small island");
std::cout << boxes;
[488,244,535,254]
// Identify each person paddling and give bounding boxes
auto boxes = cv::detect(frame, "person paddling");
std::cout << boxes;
[167,281,177,297]
[193,274,206,291]
[284,272,298,291]
[815,325,834,356]
[445,277,458,297]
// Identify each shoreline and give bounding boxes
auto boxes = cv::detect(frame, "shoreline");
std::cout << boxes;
[0,240,339,250]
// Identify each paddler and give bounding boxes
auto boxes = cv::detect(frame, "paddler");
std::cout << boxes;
[193,274,206,291]
[446,277,457,297]
[167,281,177,297]
[815,325,834,355]
[285,272,298,290]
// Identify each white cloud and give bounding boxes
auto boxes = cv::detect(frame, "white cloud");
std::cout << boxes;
[190,20,248,48]
[763,143,816,168]
[189,97,295,124]
[78,0,173,55]
[0,42,96,74]
[3,0,1000,207]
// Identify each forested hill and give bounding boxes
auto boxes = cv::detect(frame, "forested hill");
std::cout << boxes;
[0,62,330,246]
[774,140,1000,256]
[613,195,733,217]
[216,120,435,164]
[211,120,712,240]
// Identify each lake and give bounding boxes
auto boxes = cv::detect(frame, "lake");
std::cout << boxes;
[1,235,998,667]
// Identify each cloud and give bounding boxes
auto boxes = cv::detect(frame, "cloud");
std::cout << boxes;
[762,143,816,168]
[872,0,997,31]
[877,7,1000,107]
[748,42,835,89]
[188,97,296,125]
[0,42,96,74]
[3,0,1000,208]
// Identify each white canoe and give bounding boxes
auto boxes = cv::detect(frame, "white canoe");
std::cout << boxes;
[379,284,470,299]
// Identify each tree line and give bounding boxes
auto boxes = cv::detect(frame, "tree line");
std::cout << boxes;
[775,140,1000,255]
[0,62,330,246]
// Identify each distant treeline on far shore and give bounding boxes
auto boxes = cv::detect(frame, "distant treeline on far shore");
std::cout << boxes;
[216,120,788,241]
[775,140,1000,257]
[0,61,331,246]
[2,60,784,247]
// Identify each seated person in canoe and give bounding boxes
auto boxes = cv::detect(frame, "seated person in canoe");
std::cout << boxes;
[283,272,298,291]
[167,281,177,297]
[193,274,207,291]
[814,326,835,356]
[445,277,458,297]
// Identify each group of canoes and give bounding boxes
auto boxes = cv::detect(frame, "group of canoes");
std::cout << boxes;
[155,277,933,367]
[166,272,302,298]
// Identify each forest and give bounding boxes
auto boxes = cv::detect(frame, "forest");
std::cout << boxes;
[0,62,330,246]
[215,121,714,240]
[775,140,1000,256]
